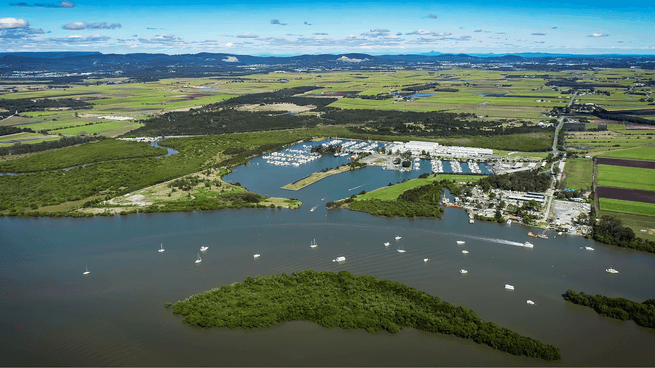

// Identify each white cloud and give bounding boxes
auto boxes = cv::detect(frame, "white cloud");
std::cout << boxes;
[237,32,258,38]
[588,33,609,37]
[0,18,28,29]
[225,42,234,47]
[222,56,239,62]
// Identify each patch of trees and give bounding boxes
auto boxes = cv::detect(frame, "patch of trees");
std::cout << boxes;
[0,126,34,136]
[592,215,655,254]
[476,170,552,192]
[0,98,92,114]
[204,86,336,110]
[433,88,459,93]
[343,179,459,218]
[355,93,393,100]
[591,108,655,126]
[170,270,561,361]
[0,135,102,156]
[400,82,440,91]
[564,290,655,329]
[311,144,341,155]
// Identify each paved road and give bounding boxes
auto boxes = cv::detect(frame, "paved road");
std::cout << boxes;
[553,119,563,155]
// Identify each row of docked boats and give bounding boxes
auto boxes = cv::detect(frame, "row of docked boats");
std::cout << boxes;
[527,231,548,239]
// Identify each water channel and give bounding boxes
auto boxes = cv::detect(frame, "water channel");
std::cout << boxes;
[1,141,655,366]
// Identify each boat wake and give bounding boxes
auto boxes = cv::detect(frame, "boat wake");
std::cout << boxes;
[441,233,526,248]
[348,184,366,191]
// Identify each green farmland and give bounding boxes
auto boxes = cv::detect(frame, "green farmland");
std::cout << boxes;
[597,165,655,191]
[600,146,655,161]
[599,198,655,218]
[562,158,593,190]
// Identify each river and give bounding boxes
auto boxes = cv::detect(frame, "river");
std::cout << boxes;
[1,141,654,366]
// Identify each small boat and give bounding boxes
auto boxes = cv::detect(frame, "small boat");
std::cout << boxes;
[506,219,512,225]
[83,266,90,275]
[395,236,402,240]
[333,256,346,262]
[460,269,468,274]
[457,241,465,245]
[606,268,619,274]
[585,246,594,251]
[469,218,474,224]
[195,253,202,264]
[310,206,317,212]
[462,250,469,254]
[254,254,260,258]
[558,231,563,235]
[310,239,318,248]
[527,300,535,305]
[527,232,538,238]
[524,242,534,248]
[384,242,390,246]
[538,234,548,239]
[505,284,514,291]
[158,243,165,253]
[424,258,429,262]
[397,245,406,253]
[200,246,208,252]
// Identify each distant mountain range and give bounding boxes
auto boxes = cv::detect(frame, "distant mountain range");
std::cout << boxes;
[1,52,652,83]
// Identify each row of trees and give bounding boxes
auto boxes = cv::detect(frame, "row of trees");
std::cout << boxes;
[0,135,101,156]
[170,270,561,360]
[0,97,92,116]
[564,290,655,329]
[0,126,34,136]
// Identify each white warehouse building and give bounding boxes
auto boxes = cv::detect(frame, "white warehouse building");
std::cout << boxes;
[387,141,493,158]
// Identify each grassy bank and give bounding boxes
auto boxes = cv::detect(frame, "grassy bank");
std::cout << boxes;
[281,163,365,190]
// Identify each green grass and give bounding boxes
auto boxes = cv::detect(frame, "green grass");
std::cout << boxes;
[563,158,593,190]
[600,146,655,161]
[54,122,134,135]
[599,198,655,218]
[597,165,655,191]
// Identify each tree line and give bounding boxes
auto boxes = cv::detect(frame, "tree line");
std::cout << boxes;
[564,290,655,329]
[591,215,655,254]
[0,135,102,156]
[170,270,561,361]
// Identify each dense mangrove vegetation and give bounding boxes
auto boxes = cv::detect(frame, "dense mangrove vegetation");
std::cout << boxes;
[590,215,655,254]
[170,271,561,361]
[564,290,655,329]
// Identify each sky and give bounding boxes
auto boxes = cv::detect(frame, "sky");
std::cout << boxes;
[0,0,653,55]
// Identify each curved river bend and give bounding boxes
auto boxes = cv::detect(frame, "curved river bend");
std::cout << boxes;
[1,141,654,366]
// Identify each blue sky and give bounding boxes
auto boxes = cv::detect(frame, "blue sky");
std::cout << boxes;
[0,0,653,55]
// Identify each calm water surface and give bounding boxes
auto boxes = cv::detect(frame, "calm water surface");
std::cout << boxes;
[2,141,655,366]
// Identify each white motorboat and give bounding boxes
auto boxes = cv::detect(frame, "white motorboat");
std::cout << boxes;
[200,246,209,252]
[384,242,390,246]
[83,266,90,275]
[395,236,402,240]
[506,219,512,225]
[606,268,619,274]
[310,206,317,212]
[558,231,563,235]
[158,243,165,253]
[460,269,468,274]
[195,253,202,264]
[310,239,318,248]
[424,258,429,262]
[585,246,594,251]
[524,241,534,248]
[457,241,465,245]
[462,250,469,254]
[505,284,514,291]
[397,245,406,253]
[469,218,474,224]
[527,300,535,305]
[333,256,346,262]
[253,254,260,258]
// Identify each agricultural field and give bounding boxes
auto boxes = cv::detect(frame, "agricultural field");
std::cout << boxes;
[598,210,655,242]
[562,158,593,190]
[596,165,655,191]
[600,146,655,161]
[565,129,655,155]
[599,198,655,218]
